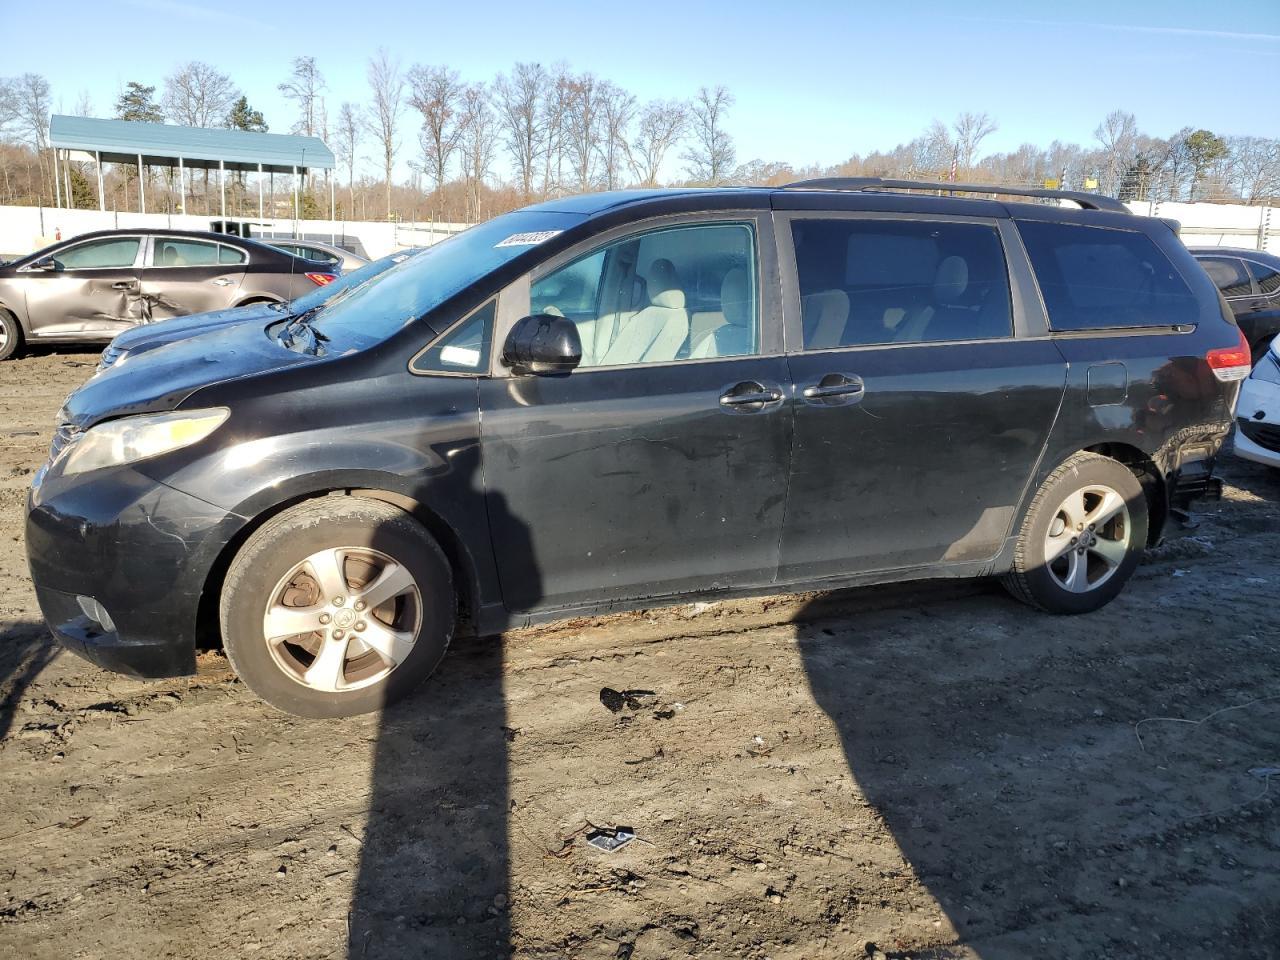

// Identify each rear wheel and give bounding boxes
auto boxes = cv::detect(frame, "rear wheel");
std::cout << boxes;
[1003,452,1148,614]
[0,310,23,361]
[220,497,454,718]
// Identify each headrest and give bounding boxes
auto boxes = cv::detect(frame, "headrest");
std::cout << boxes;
[647,258,678,295]
[805,289,850,321]
[934,256,968,304]
[650,288,686,309]
[720,268,750,327]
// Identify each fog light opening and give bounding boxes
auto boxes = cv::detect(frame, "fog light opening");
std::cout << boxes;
[76,595,117,633]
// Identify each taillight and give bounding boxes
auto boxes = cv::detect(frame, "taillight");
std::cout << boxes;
[1206,327,1252,382]
[306,272,337,287]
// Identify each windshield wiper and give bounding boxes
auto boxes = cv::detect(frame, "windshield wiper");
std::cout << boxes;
[277,305,330,355]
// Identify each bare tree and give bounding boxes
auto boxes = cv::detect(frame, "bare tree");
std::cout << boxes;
[334,102,362,213]
[458,84,496,221]
[16,74,52,201]
[564,73,604,192]
[540,65,573,197]
[953,112,997,172]
[626,99,685,186]
[494,63,548,201]
[163,62,237,127]
[1093,110,1137,194]
[1228,136,1280,203]
[598,81,636,190]
[366,49,405,220]
[682,85,735,186]
[279,56,326,137]
[408,65,465,201]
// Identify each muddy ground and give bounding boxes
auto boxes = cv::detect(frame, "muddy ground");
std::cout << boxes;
[1,350,1277,960]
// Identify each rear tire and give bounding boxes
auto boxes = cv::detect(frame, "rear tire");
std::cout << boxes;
[220,497,454,718]
[0,310,23,361]
[1003,452,1148,614]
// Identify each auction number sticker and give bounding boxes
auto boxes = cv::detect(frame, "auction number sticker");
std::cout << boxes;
[495,230,563,248]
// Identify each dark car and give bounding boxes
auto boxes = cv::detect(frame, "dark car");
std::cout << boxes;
[268,239,370,273]
[96,248,425,372]
[26,180,1246,718]
[1190,247,1280,365]
[0,228,337,360]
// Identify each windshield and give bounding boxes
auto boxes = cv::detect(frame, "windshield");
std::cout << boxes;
[285,248,422,315]
[309,210,584,348]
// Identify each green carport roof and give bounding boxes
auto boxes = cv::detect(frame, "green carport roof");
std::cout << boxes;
[49,115,335,174]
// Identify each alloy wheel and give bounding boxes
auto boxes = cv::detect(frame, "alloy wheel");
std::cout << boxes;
[1042,484,1131,594]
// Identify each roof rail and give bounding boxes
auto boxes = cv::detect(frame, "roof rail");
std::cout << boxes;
[782,177,1131,214]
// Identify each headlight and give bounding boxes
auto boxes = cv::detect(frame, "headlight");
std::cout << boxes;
[60,409,229,476]
[1253,352,1280,385]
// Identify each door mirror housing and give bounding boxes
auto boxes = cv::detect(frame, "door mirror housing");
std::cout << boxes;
[27,257,57,272]
[501,314,582,376]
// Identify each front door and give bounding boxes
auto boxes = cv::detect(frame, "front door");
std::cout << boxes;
[478,215,793,613]
[777,214,1067,581]
[22,235,144,337]
[138,236,247,322]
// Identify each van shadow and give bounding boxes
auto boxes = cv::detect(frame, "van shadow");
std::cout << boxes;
[347,461,535,958]
[0,620,59,742]
[793,554,1279,957]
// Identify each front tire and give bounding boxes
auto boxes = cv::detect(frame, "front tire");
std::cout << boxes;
[0,310,23,361]
[220,497,454,718]
[1003,452,1148,614]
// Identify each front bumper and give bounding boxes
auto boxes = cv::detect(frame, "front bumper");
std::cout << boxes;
[1233,375,1280,469]
[25,465,242,679]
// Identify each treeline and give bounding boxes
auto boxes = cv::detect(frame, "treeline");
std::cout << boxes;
[2,59,1278,224]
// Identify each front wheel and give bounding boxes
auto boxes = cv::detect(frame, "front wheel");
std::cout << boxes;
[220,497,454,718]
[0,310,23,361]
[1003,452,1148,614]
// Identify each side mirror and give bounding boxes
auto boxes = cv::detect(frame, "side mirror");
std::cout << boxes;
[28,257,57,272]
[501,314,582,376]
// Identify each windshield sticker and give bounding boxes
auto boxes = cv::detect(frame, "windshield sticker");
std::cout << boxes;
[495,230,563,248]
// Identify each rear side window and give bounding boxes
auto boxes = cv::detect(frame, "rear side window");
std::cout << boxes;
[154,239,220,267]
[1247,259,1280,297]
[1018,221,1198,330]
[792,219,1012,348]
[1198,257,1254,298]
[218,245,247,265]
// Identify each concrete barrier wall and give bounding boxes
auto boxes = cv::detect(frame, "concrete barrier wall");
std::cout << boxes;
[0,206,470,261]
[3,199,1275,262]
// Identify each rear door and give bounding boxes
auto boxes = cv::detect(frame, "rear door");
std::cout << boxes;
[22,235,144,337]
[776,212,1068,580]
[138,237,248,321]
[477,213,793,613]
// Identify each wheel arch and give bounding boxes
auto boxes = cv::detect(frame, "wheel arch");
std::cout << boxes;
[232,294,282,308]
[195,486,483,651]
[1077,441,1166,546]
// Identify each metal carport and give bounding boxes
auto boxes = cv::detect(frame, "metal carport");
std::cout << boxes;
[47,115,336,227]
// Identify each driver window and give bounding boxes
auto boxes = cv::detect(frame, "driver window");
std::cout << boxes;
[529,222,757,368]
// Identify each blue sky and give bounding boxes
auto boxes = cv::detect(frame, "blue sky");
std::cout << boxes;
[7,0,1279,180]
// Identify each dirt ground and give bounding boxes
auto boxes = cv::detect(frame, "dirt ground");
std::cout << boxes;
[1,351,1277,960]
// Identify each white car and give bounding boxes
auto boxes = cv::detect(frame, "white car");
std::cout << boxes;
[1235,335,1280,469]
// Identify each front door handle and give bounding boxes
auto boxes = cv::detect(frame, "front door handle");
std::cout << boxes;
[802,373,865,405]
[719,380,783,410]
[111,280,137,290]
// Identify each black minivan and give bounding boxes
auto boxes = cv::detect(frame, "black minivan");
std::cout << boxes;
[25,180,1249,717]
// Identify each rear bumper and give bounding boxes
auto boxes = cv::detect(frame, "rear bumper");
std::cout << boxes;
[25,466,242,679]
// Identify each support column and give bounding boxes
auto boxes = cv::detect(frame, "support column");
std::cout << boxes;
[257,163,264,224]
[330,176,336,244]
[219,160,226,220]
[178,157,186,215]
[63,157,71,211]
[53,148,61,209]
[138,154,146,214]
[95,150,104,211]
[291,165,299,234]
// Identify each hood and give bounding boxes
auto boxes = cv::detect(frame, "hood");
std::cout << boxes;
[110,301,282,356]
[64,317,314,428]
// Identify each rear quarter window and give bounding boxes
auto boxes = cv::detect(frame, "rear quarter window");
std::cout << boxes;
[1017,221,1198,331]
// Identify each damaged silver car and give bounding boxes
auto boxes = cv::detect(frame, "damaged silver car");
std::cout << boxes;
[0,228,336,360]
